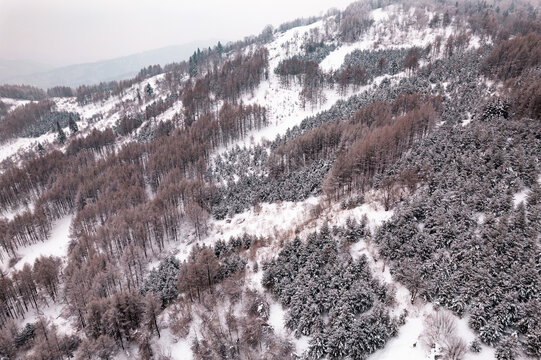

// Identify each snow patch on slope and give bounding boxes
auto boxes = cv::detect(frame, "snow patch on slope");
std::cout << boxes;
[513,188,530,208]
[0,97,31,111]
[1,215,73,273]
[153,328,193,360]
[0,73,171,167]
[320,5,464,72]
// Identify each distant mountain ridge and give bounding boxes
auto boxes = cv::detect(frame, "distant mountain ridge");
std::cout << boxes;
[1,40,218,89]
[0,59,54,82]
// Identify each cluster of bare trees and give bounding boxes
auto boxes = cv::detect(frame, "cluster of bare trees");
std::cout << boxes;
[0,256,61,327]
[336,64,370,93]
[190,286,294,360]
[167,238,291,360]
[268,92,441,199]
[0,149,65,212]
[76,82,123,106]
[338,1,374,42]
[72,42,250,107]
[324,94,440,197]
[0,84,47,101]
[182,48,269,124]
[217,103,267,144]
[0,145,145,259]
[481,31,541,121]
[275,57,321,85]
[513,72,541,120]
[482,32,541,118]
[78,291,160,352]
[47,86,74,98]
[143,93,178,121]
[0,318,81,360]
[177,246,220,302]
[275,57,328,106]
[75,65,164,106]
[115,113,145,136]
[65,128,116,155]
[147,102,267,190]
[0,100,56,142]
[269,120,343,176]
[275,56,374,105]
[0,210,51,259]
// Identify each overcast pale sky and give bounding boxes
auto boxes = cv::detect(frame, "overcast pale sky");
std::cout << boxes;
[0,0,353,67]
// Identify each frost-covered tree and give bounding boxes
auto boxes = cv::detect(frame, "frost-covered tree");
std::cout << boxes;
[68,115,78,133]
[263,223,397,359]
[56,121,66,144]
[145,83,153,97]
[496,336,519,360]
[141,257,180,307]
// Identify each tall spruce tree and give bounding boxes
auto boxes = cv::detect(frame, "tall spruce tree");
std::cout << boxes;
[68,116,78,134]
[56,121,66,144]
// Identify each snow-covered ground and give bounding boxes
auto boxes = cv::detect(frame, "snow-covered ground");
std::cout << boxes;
[0,132,56,163]
[1,215,73,273]
[513,188,530,208]
[0,97,31,110]
[153,328,193,360]
[16,300,74,336]
[462,111,473,127]
[320,5,463,72]
[0,73,172,166]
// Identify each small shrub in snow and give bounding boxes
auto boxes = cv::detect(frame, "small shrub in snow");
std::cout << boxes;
[469,339,482,353]
[14,323,35,349]
[442,336,468,360]
[422,310,457,349]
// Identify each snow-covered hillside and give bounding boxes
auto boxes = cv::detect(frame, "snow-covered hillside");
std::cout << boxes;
[0,4,482,165]
[1,1,540,359]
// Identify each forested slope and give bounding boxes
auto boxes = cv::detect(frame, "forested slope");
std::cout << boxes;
[0,0,540,359]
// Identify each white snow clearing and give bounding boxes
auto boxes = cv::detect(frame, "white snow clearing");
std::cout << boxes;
[1,215,73,273]
[513,188,530,208]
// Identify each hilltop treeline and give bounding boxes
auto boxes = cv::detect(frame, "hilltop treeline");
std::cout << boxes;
[0,85,47,101]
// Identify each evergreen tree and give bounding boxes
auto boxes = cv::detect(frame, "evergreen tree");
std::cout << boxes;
[56,121,66,144]
[141,257,180,307]
[217,41,224,56]
[390,60,399,75]
[443,11,451,27]
[496,336,519,360]
[68,116,78,133]
[189,51,198,77]
[145,83,153,97]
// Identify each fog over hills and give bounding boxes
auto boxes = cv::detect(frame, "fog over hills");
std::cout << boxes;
[0,59,54,82]
[0,40,218,88]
